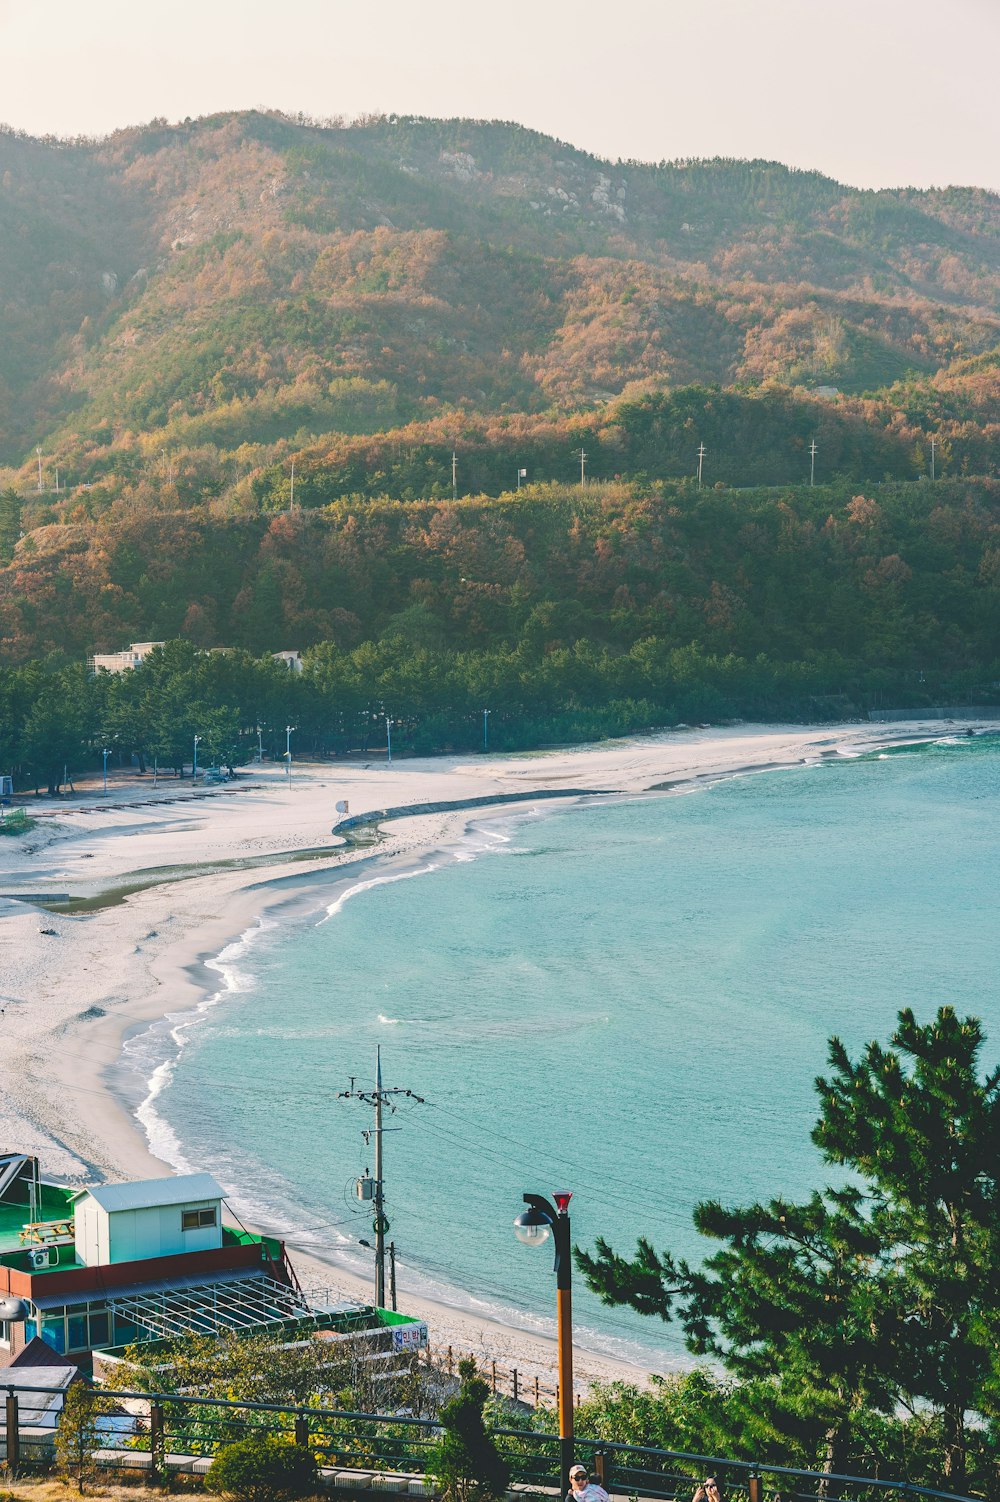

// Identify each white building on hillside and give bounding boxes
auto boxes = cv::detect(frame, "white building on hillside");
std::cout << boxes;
[90,642,164,674]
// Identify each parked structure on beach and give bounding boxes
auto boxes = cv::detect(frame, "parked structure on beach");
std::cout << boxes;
[0,1154,426,1374]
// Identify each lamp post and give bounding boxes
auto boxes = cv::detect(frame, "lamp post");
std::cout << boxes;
[285,725,295,783]
[385,715,392,766]
[102,748,109,796]
[514,1191,574,1494]
[257,726,263,763]
[483,708,490,752]
[193,734,201,780]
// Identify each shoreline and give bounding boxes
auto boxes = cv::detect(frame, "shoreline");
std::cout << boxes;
[1,719,996,1388]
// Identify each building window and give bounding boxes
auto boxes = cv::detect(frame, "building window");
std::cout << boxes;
[0,1319,10,1349]
[181,1207,217,1231]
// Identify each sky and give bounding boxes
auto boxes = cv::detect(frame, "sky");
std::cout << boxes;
[1,0,997,192]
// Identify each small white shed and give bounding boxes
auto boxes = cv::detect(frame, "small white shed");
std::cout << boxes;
[73,1173,225,1266]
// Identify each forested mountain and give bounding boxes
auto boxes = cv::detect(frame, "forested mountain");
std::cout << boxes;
[1,109,998,470]
[0,109,998,735]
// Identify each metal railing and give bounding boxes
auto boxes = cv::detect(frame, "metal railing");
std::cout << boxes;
[0,1381,980,1502]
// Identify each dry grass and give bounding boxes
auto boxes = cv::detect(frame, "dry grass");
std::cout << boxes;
[0,1481,192,1502]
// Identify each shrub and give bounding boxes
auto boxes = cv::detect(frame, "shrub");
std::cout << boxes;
[205,1436,318,1502]
[54,1381,113,1493]
[429,1358,510,1502]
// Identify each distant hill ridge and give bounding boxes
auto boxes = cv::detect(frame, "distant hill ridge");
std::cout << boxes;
[1,109,998,472]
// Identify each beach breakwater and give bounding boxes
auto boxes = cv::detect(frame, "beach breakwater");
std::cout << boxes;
[331,787,615,834]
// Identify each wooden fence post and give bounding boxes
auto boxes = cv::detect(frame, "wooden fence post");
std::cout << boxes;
[294,1414,309,1449]
[491,1361,497,1394]
[534,1375,540,1405]
[512,1369,519,1404]
[447,1345,453,1376]
[748,1476,761,1502]
[5,1392,19,1474]
[149,1400,164,1479]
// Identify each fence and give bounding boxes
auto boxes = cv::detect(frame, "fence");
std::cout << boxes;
[431,1345,567,1408]
[0,1381,981,1502]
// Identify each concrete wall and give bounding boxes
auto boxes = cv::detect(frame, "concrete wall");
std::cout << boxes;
[868,708,999,722]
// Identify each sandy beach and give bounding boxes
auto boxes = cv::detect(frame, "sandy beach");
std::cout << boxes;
[0,718,994,1390]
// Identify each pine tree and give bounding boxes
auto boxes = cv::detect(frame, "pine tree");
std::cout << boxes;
[428,1358,510,1502]
[577,1007,1000,1489]
[813,1006,1000,1489]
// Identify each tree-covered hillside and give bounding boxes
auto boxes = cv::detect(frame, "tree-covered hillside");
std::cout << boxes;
[0,109,998,728]
[1,110,998,470]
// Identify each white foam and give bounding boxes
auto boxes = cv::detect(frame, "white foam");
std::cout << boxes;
[128,914,276,1172]
[319,863,439,921]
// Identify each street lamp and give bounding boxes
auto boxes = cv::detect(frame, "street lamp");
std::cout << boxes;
[193,734,201,780]
[257,725,263,763]
[102,748,109,796]
[514,1191,574,1493]
[483,708,491,752]
[385,715,392,766]
[285,725,296,783]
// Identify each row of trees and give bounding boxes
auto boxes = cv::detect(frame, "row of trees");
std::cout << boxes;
[578,1007,1000,1492]
[2,631,992,794]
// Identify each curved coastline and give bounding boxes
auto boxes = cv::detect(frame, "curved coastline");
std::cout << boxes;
[2,719,998,1385]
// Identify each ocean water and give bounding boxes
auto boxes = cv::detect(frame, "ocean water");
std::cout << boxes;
[124,734,1000,1372]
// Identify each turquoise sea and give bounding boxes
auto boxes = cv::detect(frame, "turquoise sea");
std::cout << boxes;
[124,733,1000,1371]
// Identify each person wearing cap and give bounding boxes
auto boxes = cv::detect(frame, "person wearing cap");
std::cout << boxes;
[567,1464,610,1502]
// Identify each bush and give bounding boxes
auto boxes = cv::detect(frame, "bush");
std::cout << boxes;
[205,1436,318,1502]
[429,1358,510,1502]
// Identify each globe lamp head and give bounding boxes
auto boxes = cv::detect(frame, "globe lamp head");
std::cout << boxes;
[513,1205,552,1247]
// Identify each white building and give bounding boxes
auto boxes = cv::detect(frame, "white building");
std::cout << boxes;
[72,1173,225,1266]
[272,650,303,673]
[90,642,165,674]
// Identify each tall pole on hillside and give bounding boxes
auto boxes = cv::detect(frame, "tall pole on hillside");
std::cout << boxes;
[36,448,43,493]
[339,1050,424,1309]
[809,440,818,488]
[290,459,296,511]
[452,451,458,501]
[930,435,937,481]
[577,448,587,487]
[697,443,706,488]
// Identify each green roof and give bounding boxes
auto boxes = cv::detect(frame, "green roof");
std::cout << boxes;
[0,1183,76,1259]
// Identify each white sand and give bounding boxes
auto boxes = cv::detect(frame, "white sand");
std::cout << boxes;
[0,719,993,1389]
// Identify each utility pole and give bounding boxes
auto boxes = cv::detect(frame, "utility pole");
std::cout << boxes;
[289,459,295,511]
[388,1241,398,1311]
[930,435,937,481]
[36,448,43,493]
[451,451,458,501]
[697,443,706,488]
[577,448,587,487]
[339,1050,424,1309]
[809,439,818,488]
